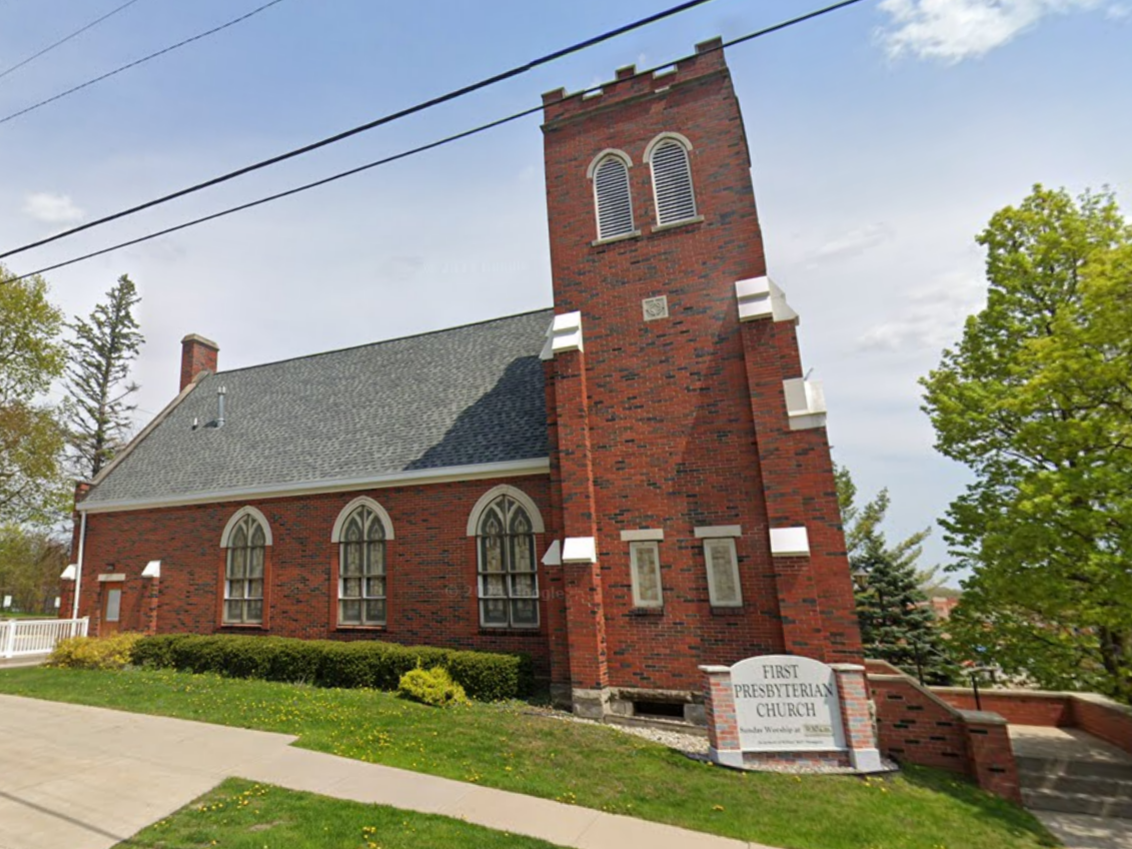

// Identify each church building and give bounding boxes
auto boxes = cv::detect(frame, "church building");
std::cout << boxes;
[64,39,862,720]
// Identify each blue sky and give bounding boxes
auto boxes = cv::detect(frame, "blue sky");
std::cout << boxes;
[1,0,1129,577]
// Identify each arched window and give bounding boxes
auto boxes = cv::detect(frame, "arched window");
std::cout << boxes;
[591,151,634,240]
[335,502,388,626]
[647,135,696,226]
[222,510,268,624]
[476,494,539,628]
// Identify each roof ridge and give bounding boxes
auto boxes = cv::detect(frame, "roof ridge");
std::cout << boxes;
[208,306,553,378]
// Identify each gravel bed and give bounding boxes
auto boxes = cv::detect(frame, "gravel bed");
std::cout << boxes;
[522,705,900,774]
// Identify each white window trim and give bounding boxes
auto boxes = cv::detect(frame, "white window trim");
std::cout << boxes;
[466,485,545,535]
[585,148,633,178]
[629,541,663,608]
[220,505,272,547]
[703,537,743,608]
[475,493,540,629]
[330,496,395,541]
[645,132,697,227]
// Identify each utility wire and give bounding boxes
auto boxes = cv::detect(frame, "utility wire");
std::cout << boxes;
[0,0,145,82]
[0,0,716,261]
[0,0,288,127]
[5,0,867,284]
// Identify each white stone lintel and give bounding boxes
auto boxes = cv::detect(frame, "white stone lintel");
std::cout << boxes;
[694,525,742,539]
[97,573,126,583]
[783,377,827,430]
[620,528,664,542]
[769,526,810,558]
[141,560,162,579]
[698,665,732,675]
[540,311,584,360]
[541,540,562,566]
[562,536,597,563]
[735,276,798,323]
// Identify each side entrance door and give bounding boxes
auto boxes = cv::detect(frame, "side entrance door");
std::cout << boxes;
[102,586,123,635]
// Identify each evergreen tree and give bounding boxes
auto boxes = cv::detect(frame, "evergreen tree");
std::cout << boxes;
[65,275,144,479]
[854,531,954,683]
[835,464,955,683]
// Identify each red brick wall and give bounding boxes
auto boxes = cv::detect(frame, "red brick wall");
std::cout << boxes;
[934,689,1072,727]
[540,42,860,691]
[870,674,970,773]
[74,475,554,676]
[1071,696,1132,756]
[180,336,218,391]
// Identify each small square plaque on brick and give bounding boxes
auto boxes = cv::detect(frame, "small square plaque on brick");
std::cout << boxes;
[642,295,669,322]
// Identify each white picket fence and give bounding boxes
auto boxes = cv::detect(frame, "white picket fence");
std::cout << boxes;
[0,617,88,659]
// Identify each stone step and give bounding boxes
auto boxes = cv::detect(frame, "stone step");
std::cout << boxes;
[1022,789,1132,819]
[1016,755,1132,782]
[1019,769,1132,798]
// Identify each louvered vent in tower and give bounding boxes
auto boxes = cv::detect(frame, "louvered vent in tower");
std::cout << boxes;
[593,156,634,240]
[651,140,696,226]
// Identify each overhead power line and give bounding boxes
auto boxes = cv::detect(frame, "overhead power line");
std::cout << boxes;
[0,0,289,127]
[0,0,717,261]
[5,0,867,284]
[0,0,145,83]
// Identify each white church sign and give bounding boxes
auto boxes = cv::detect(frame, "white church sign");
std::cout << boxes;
[731,654,845,751]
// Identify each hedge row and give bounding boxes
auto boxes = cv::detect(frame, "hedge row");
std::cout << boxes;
[131,634,533,702]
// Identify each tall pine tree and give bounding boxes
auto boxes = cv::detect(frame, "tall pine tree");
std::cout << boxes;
[836,464,955,683]
[66,275,144,479]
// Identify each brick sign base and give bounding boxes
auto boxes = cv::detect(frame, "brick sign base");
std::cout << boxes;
[701,658,885,773]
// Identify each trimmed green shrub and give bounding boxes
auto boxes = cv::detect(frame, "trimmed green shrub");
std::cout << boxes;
[398,665,470,707]
[50,633,143,670]
[129,633,532,701]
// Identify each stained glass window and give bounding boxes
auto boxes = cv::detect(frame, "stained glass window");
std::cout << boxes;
[224,513,267,624]
[630,541,663,607]
[476,494,539,628]
[338,505,386,626]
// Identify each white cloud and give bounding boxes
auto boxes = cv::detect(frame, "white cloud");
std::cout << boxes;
[857,271,986,352]
[22,192,85,224]
[877,0,1103,63]
[808,222,894,264]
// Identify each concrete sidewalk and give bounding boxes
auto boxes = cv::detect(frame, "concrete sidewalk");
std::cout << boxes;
[0,694,773,849]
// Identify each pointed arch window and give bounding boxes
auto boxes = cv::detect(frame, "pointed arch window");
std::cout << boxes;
[591,152,635,240]
[477,494,539,628]
[648,136,696,226]
[335,502,388,626]
[223,512,267,624]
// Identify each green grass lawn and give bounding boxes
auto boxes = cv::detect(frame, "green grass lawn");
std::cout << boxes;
[118,778,564,848]
[0,666,1058,849]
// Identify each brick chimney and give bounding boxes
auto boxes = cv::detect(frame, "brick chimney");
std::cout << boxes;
[180,333,219,391]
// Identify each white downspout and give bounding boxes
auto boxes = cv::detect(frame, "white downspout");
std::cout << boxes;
[71,511,87,621]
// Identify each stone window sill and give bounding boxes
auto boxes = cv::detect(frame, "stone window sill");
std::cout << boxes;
[336,625,387,632]
[650,215,704,234]
[218,623,268,630]
[591,229,642,247]
[478,628,543,637]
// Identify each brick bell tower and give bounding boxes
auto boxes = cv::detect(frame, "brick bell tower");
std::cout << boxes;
[539,39,862,719]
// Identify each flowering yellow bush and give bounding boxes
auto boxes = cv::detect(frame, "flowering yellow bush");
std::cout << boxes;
[49,633,144,670]
[398,665,469,707]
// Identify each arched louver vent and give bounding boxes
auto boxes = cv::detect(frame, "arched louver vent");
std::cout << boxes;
[650,140,696,226]
[593,156,634,240]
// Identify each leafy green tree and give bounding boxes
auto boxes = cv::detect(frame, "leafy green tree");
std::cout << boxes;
[0,265,67,526]
[922,185,1132,702]
[0,526,68,614]
[835,465,955,682]
[66,274,144,479]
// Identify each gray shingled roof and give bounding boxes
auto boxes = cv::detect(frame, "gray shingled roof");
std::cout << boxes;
[83,310,552,506]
